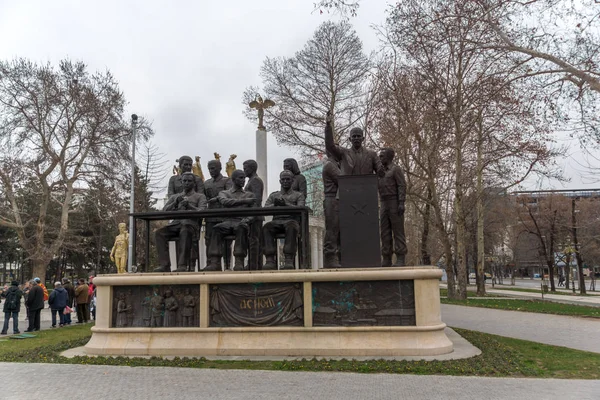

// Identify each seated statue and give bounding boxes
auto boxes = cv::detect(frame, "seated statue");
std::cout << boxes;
[154,172,207,272]
[205,170,256,271]
[263,170,306,270]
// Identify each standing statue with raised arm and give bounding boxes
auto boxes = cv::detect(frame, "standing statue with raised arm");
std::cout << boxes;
[325,112,384,177]
[378,148,407,267]
[243,159,264,270]
[155,172,208,272]
[262,170,305,270]
[205,170,256,271]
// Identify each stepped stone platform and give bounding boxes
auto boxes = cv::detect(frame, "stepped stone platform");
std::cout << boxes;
[84,266,452,357]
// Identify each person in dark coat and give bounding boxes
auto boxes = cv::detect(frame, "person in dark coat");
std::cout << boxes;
[75,278,89,323]
[62,278,75,325]
[48,282,69,327]
[25,280,44,332]
[1,281,23,335]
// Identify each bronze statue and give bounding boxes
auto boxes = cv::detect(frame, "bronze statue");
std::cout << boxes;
[163,289,179,327]
[192,156,205,181]
[206,170,256,271]
[203,159,233,268]
[378,148,407,267]
[325,111,384,177]
[182,288,196,327]
[172,164,179,175]
[214,152,221,162]
[243,160,264,270]
[249,95,275,130]
[110,222,129,274]
[168,156,205,197]
[283,158,307,199]
[225,154,237,177]
[262,170,306,270]
[322,151,341,268]
[155,172,208,272]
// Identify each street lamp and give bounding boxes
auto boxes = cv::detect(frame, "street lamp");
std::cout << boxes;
[127,114,138,273]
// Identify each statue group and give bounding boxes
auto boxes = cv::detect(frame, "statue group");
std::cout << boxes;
[112,112,406,272]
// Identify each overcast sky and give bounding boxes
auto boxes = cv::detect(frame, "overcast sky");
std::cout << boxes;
[1,0,598,199]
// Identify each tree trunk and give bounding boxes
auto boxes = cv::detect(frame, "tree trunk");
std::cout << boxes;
[475,130,486,296]
[420,189,432,265]
[572,199,587,294]
[565,254,571,289]
[31,259,48,283]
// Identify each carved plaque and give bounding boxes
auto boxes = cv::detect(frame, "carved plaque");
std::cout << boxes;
[312,280,415,326]
[209,282,303,327]
[111,285,200,328]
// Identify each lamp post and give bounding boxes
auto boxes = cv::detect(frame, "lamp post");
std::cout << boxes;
[127,114,138,273]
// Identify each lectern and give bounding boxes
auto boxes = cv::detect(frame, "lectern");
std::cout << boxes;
[338,175,381,268]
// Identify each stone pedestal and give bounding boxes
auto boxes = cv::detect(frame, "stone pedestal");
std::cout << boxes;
[84,267,452,357]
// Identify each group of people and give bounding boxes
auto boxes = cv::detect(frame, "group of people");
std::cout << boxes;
[154,156,306,272]
[149,111,407,272]
[1,276,95,335]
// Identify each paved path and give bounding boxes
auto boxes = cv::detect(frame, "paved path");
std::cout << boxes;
[442,304,600,353]
[1,363,598,400]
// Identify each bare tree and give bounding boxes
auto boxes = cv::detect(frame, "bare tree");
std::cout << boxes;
[243,21,373,158]
[0,58,149,280]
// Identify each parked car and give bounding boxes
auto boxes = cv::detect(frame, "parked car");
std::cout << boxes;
[534,273,541,278]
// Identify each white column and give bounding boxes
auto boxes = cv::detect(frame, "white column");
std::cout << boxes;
[256,128,268,201]
[311,229,319,270]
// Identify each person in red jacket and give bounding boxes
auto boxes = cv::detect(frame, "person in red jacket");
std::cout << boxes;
[88,276,96,321]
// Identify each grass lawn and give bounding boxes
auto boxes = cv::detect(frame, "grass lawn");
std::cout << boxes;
[440,297,600,318]
[0,324,599,379]
[490,286,596,297]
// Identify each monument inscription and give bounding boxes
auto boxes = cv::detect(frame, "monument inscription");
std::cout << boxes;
[209,282,303,327]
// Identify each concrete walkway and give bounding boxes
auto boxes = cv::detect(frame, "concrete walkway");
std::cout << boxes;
[0,363,598,400]
[442,304,600,353]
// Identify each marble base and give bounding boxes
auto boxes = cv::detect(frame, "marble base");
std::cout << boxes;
[85,267,452,357]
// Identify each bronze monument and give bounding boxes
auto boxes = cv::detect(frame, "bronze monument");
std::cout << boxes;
[262,170,305,270]
[205,170,256,271]
[203,159,233,268]
[168,155,205,197]
[378,148,407,267]
[283,158,307,199]
[243,159,264,270]
[322,152,341,268]
[155,172,208,272]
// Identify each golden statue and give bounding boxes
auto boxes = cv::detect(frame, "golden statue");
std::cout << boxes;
[226,154,237,177]
[192,156,205,180]
[110,222,129,274]
[214,152,221,162]
[249,95,275,130]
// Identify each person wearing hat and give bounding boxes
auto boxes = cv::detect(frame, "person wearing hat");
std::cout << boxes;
[1,281,23,335]
[34,277,49,302]
[25,279,44,332]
